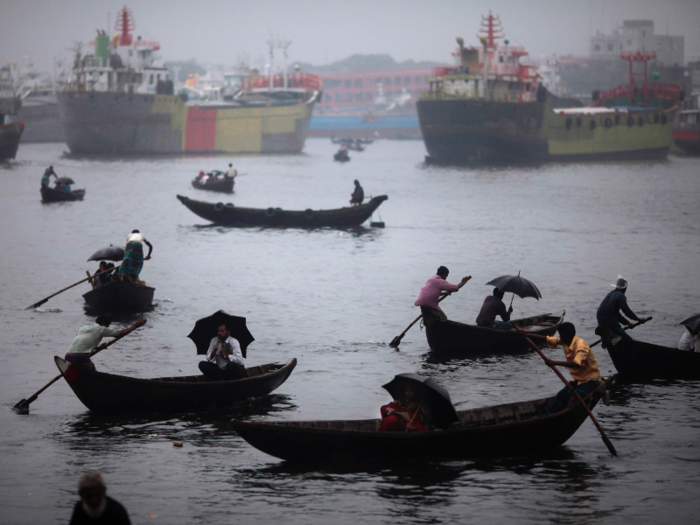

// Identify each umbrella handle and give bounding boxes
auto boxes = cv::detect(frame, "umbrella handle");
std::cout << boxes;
[405,404,423,432]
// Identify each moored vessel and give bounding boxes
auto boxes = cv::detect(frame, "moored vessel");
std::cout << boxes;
[0,66,24,159]
[417,13,681,164]
[57,6,321,155]
[673,109,700,153]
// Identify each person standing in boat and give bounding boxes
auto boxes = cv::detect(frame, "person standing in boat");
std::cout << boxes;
[64,316,146,371]
[596,275,650,341]
[518,322,601,414]
[378,383,432,432]
[225,163,238,179]
[349,179,364,205]
[415,266,471,322]
[41,166,57,188]
[69,473,131,525]
[117,229,153,284]
[199,322,247,380]
[476,288,514,330]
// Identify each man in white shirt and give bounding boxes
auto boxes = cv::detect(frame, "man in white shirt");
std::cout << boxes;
[198,323,247,380]
[118,229,153,283]
[65,316,146,370]
[225,163,237,179]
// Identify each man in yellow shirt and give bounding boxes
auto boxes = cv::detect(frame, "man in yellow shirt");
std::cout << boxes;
[524,322,601,413]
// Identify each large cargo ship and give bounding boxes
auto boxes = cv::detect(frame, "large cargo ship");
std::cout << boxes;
[417,13,681,164]
[0,66,24,159]
[57,7,320,155]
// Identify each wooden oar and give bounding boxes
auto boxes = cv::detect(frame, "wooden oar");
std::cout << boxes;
[389,293,452,348]
[24,264,121,310]
[12,321,144,414]
[518,331,618,456]
[405,404,423,432]
[589,317,652,348]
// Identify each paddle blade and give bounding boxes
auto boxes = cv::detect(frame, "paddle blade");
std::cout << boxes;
[25,299,48,310]
[389,334,403,348]
[12,400,29,414]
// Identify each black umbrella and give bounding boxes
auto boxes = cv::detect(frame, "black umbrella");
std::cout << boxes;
[486,271,542,307]
[680,313,700,334]
[187,310,255,358]
[57,177,75,185]
[382,373,459,430]
[87,244,125,262]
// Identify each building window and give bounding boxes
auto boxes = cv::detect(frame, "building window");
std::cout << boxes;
[344,79,352,88]
[384,78,392,86]
[414,76,422,84]
[335,92,342,102]
[607,44,613,51]
[149,74,154,84]
[385,90,392,97]
[355,92,363,101]
[395,77,402,86]
[345,93,352,101]
[354,78,362,88]
[595,44,600,51]
[404,76,411,85]
[366,92,373,101]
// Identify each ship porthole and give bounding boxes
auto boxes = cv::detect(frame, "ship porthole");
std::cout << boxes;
[304,209,315,220]
[604,118,613,128]
[590,120,597,130]
[214,202,225,211]
[265,207,276,217]
[627,116,634,127]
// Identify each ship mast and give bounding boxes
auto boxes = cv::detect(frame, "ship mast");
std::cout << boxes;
[621,50,656,105]
[478,11,504,99]
[115,6,135,46]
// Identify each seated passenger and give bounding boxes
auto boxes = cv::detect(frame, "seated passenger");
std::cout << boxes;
[349,179,364,205]
[678,326,699,352]
[198,323,247,380]
[378,384,432,432]
[476,287,513,330]
[92,261,115,287]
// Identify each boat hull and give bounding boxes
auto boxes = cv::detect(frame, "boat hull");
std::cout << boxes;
[40,186,85,202]
[191,177,234,193]
[82,281,155,312]
[0,121,24,159]
[606,338,700,380]
[231,378,611,462]
[425,312,565,355]
[55,356,297,413]
[176,194,388,228]
[57,91,315,155]
[309,114,421,140]
[417,98,676,164]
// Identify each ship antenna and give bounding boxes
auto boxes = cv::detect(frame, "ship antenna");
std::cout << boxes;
[116,5,135,46]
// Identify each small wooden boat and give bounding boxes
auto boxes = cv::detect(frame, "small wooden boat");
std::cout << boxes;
[191,171,234,193]
[334,150,350,162]
[40,186,86,202]
[55,356,297,413]
[176,194,388,228]
[82,280,155,312]
[231,376,613,462]
[425,311,565,355]
[605,337,700,380]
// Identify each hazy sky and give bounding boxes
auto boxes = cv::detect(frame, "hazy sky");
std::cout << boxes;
[2,0,699,72]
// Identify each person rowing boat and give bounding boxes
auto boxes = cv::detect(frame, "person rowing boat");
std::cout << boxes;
[65,316,146,371]
[414,266,471,322]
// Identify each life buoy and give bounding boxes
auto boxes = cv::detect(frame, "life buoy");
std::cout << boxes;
[214,202,225,211]
[604,118,613,128]
[627,116,634,127]
[225,202,235,209]
[265,207,276,217]
[304,208,315,219]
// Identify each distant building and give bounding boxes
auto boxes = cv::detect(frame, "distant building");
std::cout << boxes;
[590,20,684,67]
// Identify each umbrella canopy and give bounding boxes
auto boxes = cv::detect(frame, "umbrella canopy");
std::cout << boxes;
[680,313,700,334]
[187,310,255,358]
[382,373,459,430]
[57,177,75,185]
[87,244,125,262]
[485,274,542,300]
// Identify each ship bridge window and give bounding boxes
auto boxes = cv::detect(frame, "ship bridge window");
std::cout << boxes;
[149,74,154,85]
[344,80,352,88]
[354,79,363,88]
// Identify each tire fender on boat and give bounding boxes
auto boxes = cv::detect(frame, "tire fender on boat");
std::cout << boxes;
[225,202,235,209]
[265,207,276,217]
[304,208,315,219]
[214,202,225,211]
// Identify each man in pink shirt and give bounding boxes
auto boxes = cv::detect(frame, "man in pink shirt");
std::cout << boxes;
[415,266,471,321]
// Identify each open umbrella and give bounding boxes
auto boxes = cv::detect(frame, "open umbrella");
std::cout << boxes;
[87,244,125,262]
[187,310,255,358]
[57,176,75,185]
[382,373,459,430]
[680,313,700,334]
[486,272,542,307]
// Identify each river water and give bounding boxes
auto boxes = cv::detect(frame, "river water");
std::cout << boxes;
[1,140,699,524]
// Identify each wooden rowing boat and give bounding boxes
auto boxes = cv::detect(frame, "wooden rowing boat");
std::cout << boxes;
[54,357,297,413]
[425,311,566,355]
[82,280,155,312]
[231,376,613,462]
[605,337,700,380]
[191,173,234,193]
[40,186,85,202]
[176,194,388,228]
